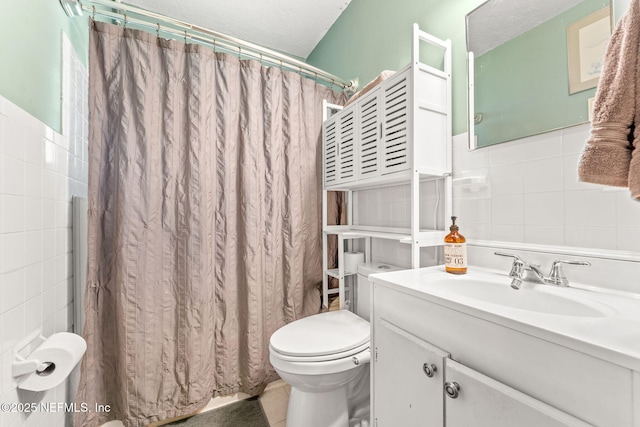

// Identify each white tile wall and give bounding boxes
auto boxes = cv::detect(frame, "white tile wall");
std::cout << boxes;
[453,124,640,252]
[354,125,640,268]
[353,179,445,268]
[0,34,88,427]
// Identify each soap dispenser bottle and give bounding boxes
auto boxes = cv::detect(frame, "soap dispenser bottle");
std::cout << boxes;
[444,216,467,274]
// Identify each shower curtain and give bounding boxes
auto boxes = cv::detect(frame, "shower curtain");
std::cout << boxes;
[75,21,345,427]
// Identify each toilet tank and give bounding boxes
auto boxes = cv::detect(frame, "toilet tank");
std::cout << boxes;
[356,263,403,321]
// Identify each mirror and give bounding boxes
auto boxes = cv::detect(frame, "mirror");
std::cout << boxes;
[460,0,640,257]
[467,0,612,148]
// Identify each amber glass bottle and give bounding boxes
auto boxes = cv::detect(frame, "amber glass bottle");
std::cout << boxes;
[444,216,467,274]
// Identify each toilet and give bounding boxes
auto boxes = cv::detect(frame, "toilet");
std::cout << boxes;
[269,263,402,427]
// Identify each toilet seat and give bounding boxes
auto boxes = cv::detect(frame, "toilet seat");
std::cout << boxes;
[270,345,371,376]
[270,341,369,363]
[270,310,370,358]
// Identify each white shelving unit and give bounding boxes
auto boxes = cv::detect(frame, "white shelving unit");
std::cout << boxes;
[322,24,453,310]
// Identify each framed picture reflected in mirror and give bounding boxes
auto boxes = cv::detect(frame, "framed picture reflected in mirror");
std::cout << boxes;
[567,7,611,94]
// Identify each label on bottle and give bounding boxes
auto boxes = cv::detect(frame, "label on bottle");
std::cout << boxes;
[444,242,467,268]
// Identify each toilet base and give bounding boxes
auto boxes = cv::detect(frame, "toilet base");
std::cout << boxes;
[282,366,371,427]
[286,384,349,427]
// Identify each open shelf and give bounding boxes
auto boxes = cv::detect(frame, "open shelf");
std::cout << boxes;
[326,268,358,279]
[399,230,447,246]
[324,225,446,247]
[325,170,450,192]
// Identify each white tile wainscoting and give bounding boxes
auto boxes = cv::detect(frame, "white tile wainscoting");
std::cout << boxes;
[454,125,640,252]
[0,35,88,427]
[352,125,640,268]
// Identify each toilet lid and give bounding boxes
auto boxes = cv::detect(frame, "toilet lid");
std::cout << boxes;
[270,310,370,357]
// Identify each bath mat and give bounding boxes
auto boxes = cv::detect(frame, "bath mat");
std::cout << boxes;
[165,397,269,427]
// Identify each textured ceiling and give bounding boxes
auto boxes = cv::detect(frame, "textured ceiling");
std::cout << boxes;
[124,0,352,58]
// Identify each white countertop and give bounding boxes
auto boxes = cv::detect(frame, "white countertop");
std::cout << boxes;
[369,265,640,371]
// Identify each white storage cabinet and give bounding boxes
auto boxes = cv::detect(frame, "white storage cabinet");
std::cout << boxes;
[321,24,453,309]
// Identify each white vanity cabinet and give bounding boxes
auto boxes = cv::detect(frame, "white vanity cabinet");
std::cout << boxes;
[371,281,636,427]
[373,318,448,426]
[444,359,590,427]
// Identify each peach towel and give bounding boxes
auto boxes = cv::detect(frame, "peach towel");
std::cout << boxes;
[578,0,640,200]
[344,70,395,106]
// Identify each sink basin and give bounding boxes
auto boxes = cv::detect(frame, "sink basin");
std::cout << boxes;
[428,276,611,317]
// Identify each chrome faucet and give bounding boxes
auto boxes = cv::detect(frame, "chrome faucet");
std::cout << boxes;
[495,252,590,290]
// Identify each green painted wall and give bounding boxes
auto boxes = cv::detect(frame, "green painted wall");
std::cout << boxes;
[308,0,628,137]
[307,0,486,135]
[0,0,88,133]
[0,0,625,137]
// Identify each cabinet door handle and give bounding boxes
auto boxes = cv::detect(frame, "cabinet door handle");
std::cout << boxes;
[422,363,437,378]
[444,381,460,399]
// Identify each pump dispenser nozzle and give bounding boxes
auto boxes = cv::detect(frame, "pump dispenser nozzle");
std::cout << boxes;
[449,216,459,231]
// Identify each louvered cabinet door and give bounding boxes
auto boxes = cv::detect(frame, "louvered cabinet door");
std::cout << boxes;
[323,116,338,188]
[357,88,382,180]
[337,108,357,184]
[382,71,411,175]
[323,108,358,188]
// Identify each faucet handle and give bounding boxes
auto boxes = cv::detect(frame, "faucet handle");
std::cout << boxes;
[494,252,525,277]
[547,259,591,286]
[494,251,521,260]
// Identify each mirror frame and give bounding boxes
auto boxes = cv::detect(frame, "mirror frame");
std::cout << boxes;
[468,51,476,150]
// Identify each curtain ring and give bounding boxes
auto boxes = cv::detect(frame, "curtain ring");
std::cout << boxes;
[92,5,96,22]
[184,30,188,44]
[156,22,160,38]
[212,39,216,52]
[123,12,127,29]
[238,46,242,58]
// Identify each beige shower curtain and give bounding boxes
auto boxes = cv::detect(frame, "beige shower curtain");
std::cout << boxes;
[75,21,345,427]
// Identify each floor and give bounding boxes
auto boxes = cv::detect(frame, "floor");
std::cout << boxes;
[163,397,268,427]
[258,379,291,427]
[101,379,291,427]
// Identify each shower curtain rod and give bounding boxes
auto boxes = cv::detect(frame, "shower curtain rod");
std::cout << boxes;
[59,0,358,92]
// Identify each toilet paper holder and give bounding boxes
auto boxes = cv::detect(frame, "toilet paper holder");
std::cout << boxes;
[11,328,86,392]
[12,329,53,378]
